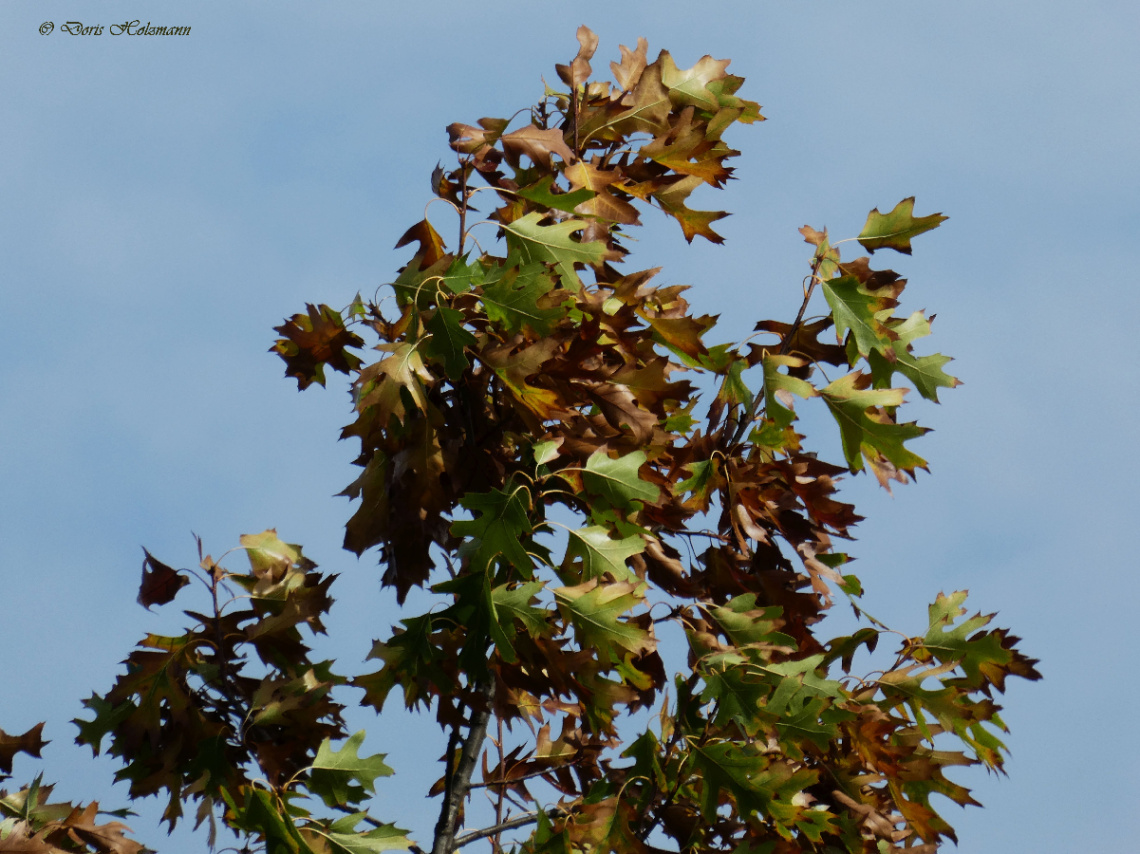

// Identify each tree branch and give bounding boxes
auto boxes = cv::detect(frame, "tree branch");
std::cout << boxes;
[453,808,566,850]
[432,679,496,854]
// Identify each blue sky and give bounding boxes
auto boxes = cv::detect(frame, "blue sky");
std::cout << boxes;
[2,2,1137,851]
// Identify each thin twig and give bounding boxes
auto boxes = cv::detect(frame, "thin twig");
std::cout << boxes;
[727,255,826,449]
[453,808,566,850]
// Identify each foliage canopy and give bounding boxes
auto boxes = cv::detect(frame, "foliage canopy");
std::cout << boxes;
[2,27,1038,854]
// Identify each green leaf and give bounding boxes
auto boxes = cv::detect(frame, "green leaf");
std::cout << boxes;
[820,275,896,358]
[516,175,596,213]
[868,312,960,402]
[502,212,607,288]
[775,695,843,753]
[230,788,315,854]
[308,731,394,810]
[389,253,453,309]
[677,458,720,511]
[758,654,842,717]
[858,197,947,255]
[707,595,796,650]
[491,580,550,638]
[306,814,413,854]
[437,254,484,294]
[820,372,929,478]
[479,260,566,336]
[561,526,644,583]
[761,355,817,428]
[691,741,816,825]
[532,439,562,466]
[554,579,655,662]
[451,486,536,576]
[582,450,659,510]
[921,590,1042,691]
[423,305,476,379]
[313,824,413,854]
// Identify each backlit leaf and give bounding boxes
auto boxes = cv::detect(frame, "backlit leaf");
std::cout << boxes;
[308,731,394,809]
[821,372,929,482]
[554,579,655,662]
[561,526,644,583]
[820,275,897,358]
[582,449,660,509]
[502,212,607,288]
[858,197,947,255]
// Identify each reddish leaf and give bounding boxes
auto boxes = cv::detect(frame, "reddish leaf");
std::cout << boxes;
[137,548,189,610]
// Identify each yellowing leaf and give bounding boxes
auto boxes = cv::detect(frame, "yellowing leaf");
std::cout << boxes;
[653,174,730,244]
[658,52,731,111]
[554,578,655,661]
[565,161,641,225]
[561,526,645,583]
[820,275,898,358]
[502,212,608,287]
[820,372,929,482]
[355,342,434,427]
[762,354,817,428]
[858,197,947,255]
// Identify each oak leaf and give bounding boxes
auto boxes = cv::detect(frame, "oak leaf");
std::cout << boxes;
[273,304,364,390]
[137,549,189,610]
[502,213,608,288]
[501,126,576,170]
[858,197,947,255]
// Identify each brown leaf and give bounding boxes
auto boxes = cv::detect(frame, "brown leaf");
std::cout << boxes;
[799,224,828,247]
[652,175,729,243]
[580,381,657,443]
[752,317,847,371]
[58,802,146,854]
[482,338,568,422]
[447,117,510,159]
[0,722,45,774]
[137,549,190,610]
[565,160,640,225]
[501,126,576,170]
[609,357,693,410]
[272,303,365,390]
[555,25,599,89]
[610,37,649,91]
[394,218,447,268]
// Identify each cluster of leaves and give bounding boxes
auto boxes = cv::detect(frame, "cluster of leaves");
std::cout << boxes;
[68,534,410,854]
[0,775,143,854]
[270,27,1041,854]
[0,27,1038,854]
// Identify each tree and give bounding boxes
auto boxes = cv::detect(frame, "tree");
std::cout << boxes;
[1,27,1038,854]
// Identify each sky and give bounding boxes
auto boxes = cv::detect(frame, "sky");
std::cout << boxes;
[2,1,1138,851]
